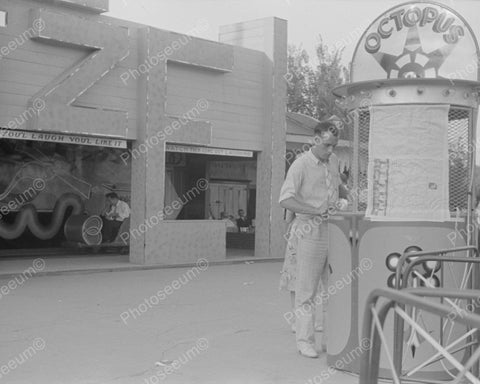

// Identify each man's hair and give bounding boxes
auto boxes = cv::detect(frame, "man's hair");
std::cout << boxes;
[106,192,119,199]
[314,121,339,137]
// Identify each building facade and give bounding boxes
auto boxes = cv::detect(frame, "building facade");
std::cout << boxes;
[0,0,288,264]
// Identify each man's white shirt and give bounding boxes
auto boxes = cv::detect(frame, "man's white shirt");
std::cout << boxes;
[107,200,130,221]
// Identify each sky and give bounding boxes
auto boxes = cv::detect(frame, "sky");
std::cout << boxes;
[106,0,480,66]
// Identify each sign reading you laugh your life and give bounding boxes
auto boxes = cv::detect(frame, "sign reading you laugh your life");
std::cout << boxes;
[0,129,127,148]
[351,1,479,82]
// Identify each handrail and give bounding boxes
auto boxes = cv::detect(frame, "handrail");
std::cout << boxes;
[393,251,480,373]
[401,256,480,290]
[360,288,480,384]
[395,246,478,290]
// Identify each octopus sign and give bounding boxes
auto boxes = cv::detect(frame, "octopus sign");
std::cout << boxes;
[351,1,479,82]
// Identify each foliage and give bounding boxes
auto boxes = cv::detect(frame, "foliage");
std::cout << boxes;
[286,36,350,123]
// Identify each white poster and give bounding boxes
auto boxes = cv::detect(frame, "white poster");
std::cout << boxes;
[366,105,450,221]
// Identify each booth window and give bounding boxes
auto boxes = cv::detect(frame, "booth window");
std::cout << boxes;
[447,107,470,213]
[357,108,370,212]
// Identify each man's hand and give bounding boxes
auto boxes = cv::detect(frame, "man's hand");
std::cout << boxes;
[314,201,329,216]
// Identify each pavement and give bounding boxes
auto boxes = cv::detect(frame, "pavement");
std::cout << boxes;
[0,260,360,384]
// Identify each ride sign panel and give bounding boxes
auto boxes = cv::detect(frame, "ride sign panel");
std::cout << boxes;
[351,1,479,82]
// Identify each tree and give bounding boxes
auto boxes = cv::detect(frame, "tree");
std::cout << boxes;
[310,36,350,122]
[286,44,315,116]
[286,36,350,124]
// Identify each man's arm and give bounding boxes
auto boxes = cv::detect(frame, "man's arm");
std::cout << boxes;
[280,197,328,216]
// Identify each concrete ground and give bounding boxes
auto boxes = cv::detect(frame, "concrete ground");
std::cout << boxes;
[0,260,359,384]
[0,249,257,278]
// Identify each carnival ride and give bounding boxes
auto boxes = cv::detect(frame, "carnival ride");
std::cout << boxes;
[329,1,480,382]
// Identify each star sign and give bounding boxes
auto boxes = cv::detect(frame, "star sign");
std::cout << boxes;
[371,25,458,79]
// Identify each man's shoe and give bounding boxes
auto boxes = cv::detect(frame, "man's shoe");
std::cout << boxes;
[298,344,318,358]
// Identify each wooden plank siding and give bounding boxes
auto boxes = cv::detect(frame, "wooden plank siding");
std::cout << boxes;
[166,47,266,150]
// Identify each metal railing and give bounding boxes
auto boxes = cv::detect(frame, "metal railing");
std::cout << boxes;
[393,246,480,377]
[359,288,480,384]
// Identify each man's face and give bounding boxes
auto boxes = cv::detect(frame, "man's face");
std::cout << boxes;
[239,210,245,217]
[313,131,338,161]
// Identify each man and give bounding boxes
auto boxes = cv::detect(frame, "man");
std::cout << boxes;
[279,120,340,358]
[101,192,130,243]
[236,209,251,232]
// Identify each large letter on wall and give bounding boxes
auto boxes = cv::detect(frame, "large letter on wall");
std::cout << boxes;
[27,9,129,136]
[130,27,234,264]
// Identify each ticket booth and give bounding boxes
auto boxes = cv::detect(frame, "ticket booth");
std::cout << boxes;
[328,1,480,380]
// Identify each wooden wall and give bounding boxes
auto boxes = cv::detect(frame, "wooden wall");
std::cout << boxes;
[0,0,270,150]
[220,18,288,261]
[0,0,138,138]
[166,49,265,151]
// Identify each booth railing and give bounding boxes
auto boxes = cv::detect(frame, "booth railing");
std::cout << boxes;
[393,246,480,374]
[359,288,480,384]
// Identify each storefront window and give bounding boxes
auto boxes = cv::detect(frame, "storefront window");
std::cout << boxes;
[0,139,131,251]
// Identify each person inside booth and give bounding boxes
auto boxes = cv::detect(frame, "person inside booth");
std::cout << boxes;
[236,209,251,232]
[219,211,237,232]
[101,192,130,243]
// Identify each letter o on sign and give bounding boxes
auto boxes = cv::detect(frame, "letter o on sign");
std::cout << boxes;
[404,7,422,27]
[365,32,381,54]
